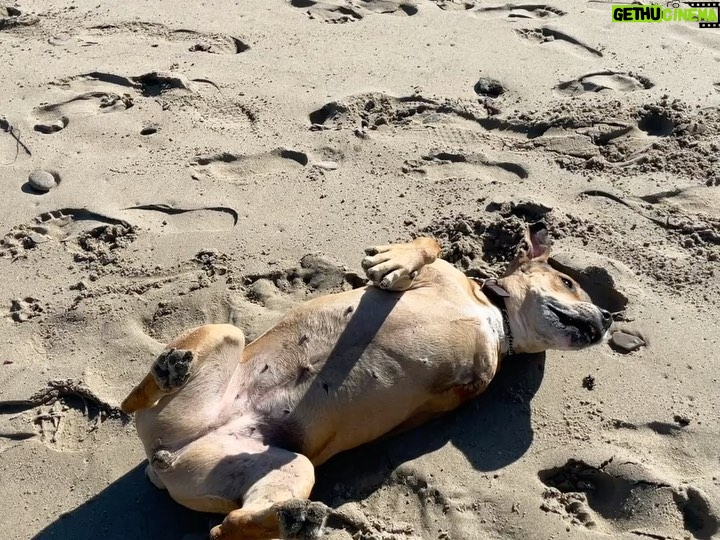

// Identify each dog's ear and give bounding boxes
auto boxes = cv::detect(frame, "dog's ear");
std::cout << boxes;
[523,222,550,262]
[506,222,550,273]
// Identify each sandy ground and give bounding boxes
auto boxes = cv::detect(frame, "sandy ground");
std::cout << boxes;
[1,0,720,539]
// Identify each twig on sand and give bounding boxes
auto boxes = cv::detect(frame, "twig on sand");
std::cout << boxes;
[0,379,129,421]
[0,115,32,164]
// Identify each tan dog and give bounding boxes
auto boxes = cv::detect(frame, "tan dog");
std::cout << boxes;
[121,223,611,540]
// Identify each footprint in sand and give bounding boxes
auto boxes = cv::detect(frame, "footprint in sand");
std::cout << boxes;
[31,69,212,133]
[403,151,529,184]
[57,70,202,97]
[289,0,416,23]
[53,70,249,134]
[310,93,468,132]
[88,22,250,54]
[309,92,549,143]
[515,26,603,58]
[474,3,565,18]
[31,92,133,134]
[190,148,309,183]
[0,208,135,259]
[430,1,564,18]
[1,204,238,263]
[123,203,239,233]
[539,457,719,539]
[554,71,653,96]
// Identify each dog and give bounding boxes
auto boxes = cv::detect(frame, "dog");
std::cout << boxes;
[121,222,612,540]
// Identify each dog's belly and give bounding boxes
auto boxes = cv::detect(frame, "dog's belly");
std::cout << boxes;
[238,285,493,464]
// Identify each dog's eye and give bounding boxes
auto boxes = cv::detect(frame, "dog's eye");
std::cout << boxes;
[561,277,574,290]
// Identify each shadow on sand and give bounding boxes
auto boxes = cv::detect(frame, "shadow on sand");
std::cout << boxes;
[34,353,543,540]
[32,462,211,540]
[313,352,545,505]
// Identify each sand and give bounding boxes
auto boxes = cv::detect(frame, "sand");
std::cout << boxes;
[1,0,719,539]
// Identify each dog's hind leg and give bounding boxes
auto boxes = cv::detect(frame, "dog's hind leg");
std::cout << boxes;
[148,431,319,539]
[208,448,321,540]
[121,323,245,414]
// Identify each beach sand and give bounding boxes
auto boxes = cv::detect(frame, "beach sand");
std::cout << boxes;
[1,1,719,539]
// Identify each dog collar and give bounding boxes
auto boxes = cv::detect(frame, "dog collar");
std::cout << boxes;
[471,277,515,357]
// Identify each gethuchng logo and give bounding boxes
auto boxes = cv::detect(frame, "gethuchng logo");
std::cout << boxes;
[612,2,719,28]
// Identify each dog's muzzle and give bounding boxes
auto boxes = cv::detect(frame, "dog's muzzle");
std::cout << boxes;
[547,301,612,347]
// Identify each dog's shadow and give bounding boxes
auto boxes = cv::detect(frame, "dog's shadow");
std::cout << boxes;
[32,354,543,540]
[31,462,213,540]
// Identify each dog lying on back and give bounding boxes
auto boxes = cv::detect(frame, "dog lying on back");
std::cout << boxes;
[122,223,611,539]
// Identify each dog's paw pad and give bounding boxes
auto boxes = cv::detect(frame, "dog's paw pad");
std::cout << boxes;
[150,449,175,470]
[278,500,329,540]
[152,348,193,391]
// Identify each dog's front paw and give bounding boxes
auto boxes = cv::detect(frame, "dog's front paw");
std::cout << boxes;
[361,244,421,290]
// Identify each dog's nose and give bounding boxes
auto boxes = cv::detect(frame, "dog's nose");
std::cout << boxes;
[600,309,612,327]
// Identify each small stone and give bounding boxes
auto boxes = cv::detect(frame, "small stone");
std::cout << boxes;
[610,331,646,353]
[140,124,158,135]
[474,77,505,98]
[28,170,58,192]
[315,161,339,171]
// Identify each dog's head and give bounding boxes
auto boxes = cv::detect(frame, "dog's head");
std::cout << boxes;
[498,223,612,353]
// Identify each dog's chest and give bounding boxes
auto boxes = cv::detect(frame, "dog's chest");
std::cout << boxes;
[415,299,502,393]
[459,300,503,345]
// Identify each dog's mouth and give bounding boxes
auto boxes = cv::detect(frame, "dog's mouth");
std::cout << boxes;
[547,303,604,347]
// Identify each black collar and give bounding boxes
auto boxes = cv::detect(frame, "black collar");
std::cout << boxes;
[471,277,515,357]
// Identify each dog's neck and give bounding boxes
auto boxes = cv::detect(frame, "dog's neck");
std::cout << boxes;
[472,277,515,357]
